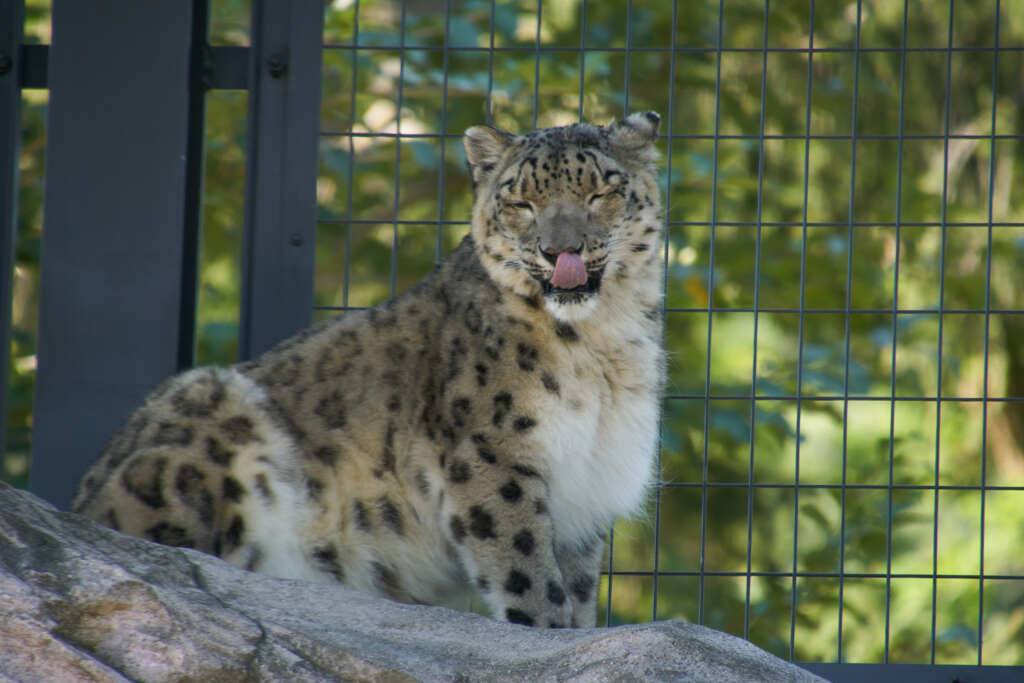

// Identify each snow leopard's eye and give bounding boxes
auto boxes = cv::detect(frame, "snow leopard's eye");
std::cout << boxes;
[503,199,534,214]
[587,181,624,205]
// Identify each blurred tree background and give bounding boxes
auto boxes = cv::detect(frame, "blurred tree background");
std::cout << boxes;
[6,0,1023,666]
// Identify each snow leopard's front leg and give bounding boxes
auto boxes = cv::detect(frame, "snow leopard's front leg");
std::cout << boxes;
[441,437,573,628]
[553,532,605,627]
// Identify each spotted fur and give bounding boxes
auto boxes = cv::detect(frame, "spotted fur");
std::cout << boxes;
[73,112,666,628]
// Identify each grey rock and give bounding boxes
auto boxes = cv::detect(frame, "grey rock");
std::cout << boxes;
[0,483,826,682]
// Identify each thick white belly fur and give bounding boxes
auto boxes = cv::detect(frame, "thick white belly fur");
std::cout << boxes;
[542,390,658,546]
[540,298,662,545]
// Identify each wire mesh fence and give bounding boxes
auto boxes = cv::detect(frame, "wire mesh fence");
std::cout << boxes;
[5,0,1023,669]
[311,0,1024,665]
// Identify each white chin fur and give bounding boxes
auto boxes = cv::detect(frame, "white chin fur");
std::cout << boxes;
[544,295,599,322]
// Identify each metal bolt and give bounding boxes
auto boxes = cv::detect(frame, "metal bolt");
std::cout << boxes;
[289,233,304,247]
[0,53,12,77]
[267,54,287,79]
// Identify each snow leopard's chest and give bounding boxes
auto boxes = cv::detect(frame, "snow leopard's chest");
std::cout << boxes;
[531,315,663,545]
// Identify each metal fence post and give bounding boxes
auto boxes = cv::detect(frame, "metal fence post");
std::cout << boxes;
[29,0,206,509]
[0,0,24,473]
[238,0,324,360]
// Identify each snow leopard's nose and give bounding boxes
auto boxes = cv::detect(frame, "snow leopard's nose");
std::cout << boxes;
[538,201,588,257]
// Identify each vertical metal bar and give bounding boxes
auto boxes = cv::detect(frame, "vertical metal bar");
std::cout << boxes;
[651,0,680,623]
[837,0,864,662]
[884,0,911,663]
[31,0,199,508]
[623,0,632,114]
[604,519,614,626]
[577,0,586,122]
[342,1,360,310]
[699,0,726,628]
[532,0,542,128]
[485,0,495,125]
[791,0,816,661]
[178,0,212,371]
[612,0,636,620]
[930,0,956,664]
[603,0,618,598]
[435,0,451,264]
[238,0,324,359]
[0,0,25,466]
[744,0,770,642]
[389,1,408,299]
[978,0,1001,665]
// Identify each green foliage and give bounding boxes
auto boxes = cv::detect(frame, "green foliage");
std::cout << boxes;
[7,0,1023,665]
[4,0,50,489]
[315,0,1024,664]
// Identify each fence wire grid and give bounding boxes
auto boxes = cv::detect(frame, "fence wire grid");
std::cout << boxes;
[7,0,1024,671]
[305,0,1024,666]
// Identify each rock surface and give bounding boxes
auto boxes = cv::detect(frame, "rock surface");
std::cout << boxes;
[0,483,825,682]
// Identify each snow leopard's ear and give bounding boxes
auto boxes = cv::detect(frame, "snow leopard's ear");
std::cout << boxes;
[464,125,514,186]
[607,111,661,166]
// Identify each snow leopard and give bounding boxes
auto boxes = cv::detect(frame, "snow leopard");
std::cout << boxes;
[73,111,665,628]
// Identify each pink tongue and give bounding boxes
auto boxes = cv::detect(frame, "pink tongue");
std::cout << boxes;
[550,251,588,289]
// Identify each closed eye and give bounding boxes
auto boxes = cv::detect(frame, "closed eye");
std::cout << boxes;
[505,201,533,211]
[587,189,617,205]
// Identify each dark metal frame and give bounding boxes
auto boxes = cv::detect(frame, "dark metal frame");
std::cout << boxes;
[28,0,202,508]
[2,0,1021,679]
[240,0,323,359]
[0,0,322,509]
